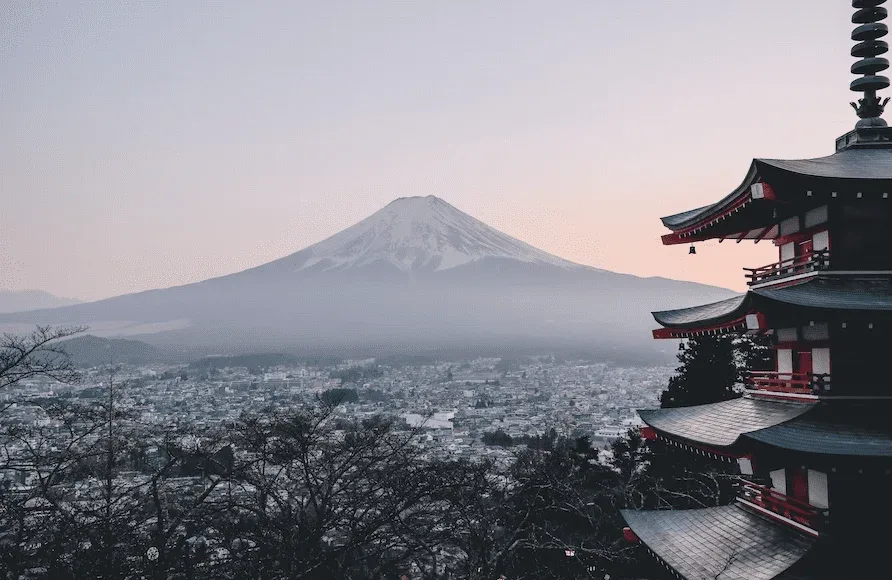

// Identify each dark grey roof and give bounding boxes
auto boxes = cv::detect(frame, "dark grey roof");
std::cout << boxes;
[745,403,892,457]
[661,204,715,228]
[661,163,759,230]
[753,275,892,311]
[621,505,814,580]
[653,276,892,330]
[652,295,748,328]
[661,148,892,231]
[638,398,814,447]
[758,147,892,181]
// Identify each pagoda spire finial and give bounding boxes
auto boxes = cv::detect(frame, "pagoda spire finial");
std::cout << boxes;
[851,0,891,127]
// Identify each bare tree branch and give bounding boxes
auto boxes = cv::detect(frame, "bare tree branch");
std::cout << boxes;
[0,325,86,390]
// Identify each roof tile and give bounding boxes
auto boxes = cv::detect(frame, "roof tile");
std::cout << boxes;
[621,505,814,580]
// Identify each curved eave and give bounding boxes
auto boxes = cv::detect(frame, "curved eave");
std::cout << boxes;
[661,162,778,246]
[621,505,814,580]
[652,295,749,328]
[652,314,762,339]
[758,147,892,181]
[661,162,761,230]
[638,398,814,448]
[653,276,892,336]
[661,148,892,246]
[651,295,767,338]
[744,403,892,457]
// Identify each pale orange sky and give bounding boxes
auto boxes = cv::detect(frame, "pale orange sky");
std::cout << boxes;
[1,1,858,300]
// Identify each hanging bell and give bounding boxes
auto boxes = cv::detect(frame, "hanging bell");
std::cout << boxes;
[689,245,697,255]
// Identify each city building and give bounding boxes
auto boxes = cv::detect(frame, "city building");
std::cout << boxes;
[621,3,892,578]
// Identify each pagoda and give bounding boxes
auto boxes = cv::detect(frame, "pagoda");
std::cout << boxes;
[620,2,892,579]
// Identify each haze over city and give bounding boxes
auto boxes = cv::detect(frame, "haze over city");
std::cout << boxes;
[1,0,856,302]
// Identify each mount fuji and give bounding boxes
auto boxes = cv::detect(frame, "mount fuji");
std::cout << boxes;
[277,195,580,274]
[0,196,734,363]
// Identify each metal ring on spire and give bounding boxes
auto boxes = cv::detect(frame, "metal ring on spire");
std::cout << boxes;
[851,0,891,124]
[852,39,889,57]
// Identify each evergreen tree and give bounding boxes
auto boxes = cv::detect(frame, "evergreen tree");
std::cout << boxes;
[659,336,739,408]
[738,333,774,372]
[610,428,649,483]
[482,429,514,447]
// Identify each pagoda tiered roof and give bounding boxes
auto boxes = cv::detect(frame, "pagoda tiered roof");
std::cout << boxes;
[620,505,814,580]
[638,398,814,449]
[640,399,892,458]
[754,275,892,310]
[746,402,892,457]
[652,295,748,329]
[661,146,892,245]
[629,4,892,578]
[652,275,892,338]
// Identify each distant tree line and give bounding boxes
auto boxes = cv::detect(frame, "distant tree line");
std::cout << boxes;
[481,428,560,450]
[318,387,359,406]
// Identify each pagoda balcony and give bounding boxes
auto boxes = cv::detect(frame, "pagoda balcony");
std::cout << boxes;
[737,481,828,537]
[746,371,830,396]
[744,249,830,286]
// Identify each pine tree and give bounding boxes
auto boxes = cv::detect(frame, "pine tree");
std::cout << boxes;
[737,333,774,372]
[659,336,740,408]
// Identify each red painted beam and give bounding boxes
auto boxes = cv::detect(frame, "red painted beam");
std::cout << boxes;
[640,427,658,441]
[652,319,749,339]
[660,182,777,246]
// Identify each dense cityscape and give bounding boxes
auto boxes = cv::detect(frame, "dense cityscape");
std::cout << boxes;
[0,333,689,579]
[1,355,665,480]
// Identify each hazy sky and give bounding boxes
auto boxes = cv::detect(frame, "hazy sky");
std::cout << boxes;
[1,1,862,301]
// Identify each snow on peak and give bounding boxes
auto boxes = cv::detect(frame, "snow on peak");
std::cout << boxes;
[295,195,582,272]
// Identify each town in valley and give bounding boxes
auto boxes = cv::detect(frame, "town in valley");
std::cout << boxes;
[1,353,667,485]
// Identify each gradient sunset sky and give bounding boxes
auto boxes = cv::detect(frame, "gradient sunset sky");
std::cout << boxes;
[1,1,863,301]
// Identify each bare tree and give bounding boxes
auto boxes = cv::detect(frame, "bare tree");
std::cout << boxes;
[439,438,634,580]
[0,325,85,391]
[207,405,450,580]
[0,361,230,580]
[0,368,654,580]
[611,430,740,512]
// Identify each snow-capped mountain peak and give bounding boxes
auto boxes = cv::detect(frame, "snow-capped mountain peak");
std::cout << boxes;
[293,195,582,273]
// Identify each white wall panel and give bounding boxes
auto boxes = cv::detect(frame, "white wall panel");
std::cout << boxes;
[777,349,793,374]
[780,217,801,236]
[770,469,787,495]
[781,242,795,263]
[808,470,829,509]
[812,348,831,375]
[804,205,829,228]
[812,230,830,252]
[777,328,798,343]
[802,322,830,342]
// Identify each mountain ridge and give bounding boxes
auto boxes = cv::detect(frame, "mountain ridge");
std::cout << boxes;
[0,289,81,314]
[57,334,185,367]
[0,196,735,363]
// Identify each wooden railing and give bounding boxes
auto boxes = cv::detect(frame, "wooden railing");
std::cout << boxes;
[744,249,830,285]
[746,371,830,395]
[738,481,827,533]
